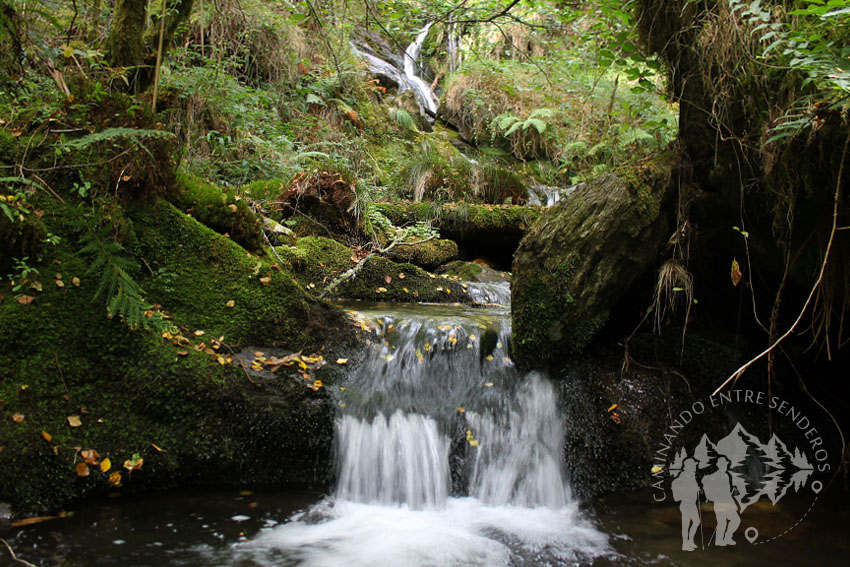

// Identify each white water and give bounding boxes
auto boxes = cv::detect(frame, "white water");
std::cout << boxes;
[465,280,512,306]
[353,24,439,116]
[402,23,439,114]
[233,305,611,566]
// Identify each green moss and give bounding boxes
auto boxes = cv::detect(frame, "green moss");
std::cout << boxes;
[276,236,354,288]
[439,261,484,281]
[241,177,292,203]
[335,256,469,303]
[169,172,263,250]
[386,238,458,270]
[376,202,540,237]
[0,198,354,516]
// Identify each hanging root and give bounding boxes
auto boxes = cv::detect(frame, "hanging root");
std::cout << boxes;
[652,257,694,333]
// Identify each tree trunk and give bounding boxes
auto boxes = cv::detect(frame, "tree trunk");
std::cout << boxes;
[106,0,147,70]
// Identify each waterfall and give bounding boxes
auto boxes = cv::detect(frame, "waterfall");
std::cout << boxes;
[353,24,439,116]
[234,300,610,565]
[402,24,439,115]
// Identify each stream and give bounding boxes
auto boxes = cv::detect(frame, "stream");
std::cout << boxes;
[6,300,850,566]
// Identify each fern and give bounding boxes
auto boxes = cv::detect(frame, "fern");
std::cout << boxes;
[60,127,174,151]
[79,224,166,331]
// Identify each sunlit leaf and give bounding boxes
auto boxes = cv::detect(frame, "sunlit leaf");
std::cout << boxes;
[67,415,82,427]
[80,449,100,465]
[100,458,112,473]
[123,453,143,472]
[731,259,743,286]
[109,471,123,486]
[335,358,348,364]
[651,464,664,474]
[226,300,235,308]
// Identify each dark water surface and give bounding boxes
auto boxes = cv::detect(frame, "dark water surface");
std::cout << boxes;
[4,484,848,566]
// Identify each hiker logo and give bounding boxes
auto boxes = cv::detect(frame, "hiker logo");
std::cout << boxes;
[651,390,830,551]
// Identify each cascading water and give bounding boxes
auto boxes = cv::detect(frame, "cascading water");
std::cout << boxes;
[353,24,439,116]
[232,296,610,566]
[402,23,439,114]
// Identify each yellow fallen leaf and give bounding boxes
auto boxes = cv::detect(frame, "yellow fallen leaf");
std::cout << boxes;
[313,380,323,388]
[226,300,235,308]
[81,449,100,465]
[228,204,238,212]
[336,358,348,364]
[216,354,227,365]
[399,272,405,279]
[485,355,495,361]
[100,458,112,473]
[484,382,494,387]
[109,471,122,486]
[20,384,28,390]
[123,454,144,472]
[55,279,65,288]
[193,330,205,336]
[259,276,272,286]
[457,408,465,413]
[607,403,619,413]
[651,464,664,474]
[151,443,166,453]
[42,430,52,442]
[376,287,387,293]
[71,276,81,287]
[67,415,82,427]
[177,350,188,356]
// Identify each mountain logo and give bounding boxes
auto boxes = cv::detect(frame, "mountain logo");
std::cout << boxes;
[651,389,831,551]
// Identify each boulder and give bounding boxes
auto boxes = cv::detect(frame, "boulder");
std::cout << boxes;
[512,151,677,369]
[385,238,458,270]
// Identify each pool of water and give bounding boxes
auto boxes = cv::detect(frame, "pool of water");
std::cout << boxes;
[5,484,848,566]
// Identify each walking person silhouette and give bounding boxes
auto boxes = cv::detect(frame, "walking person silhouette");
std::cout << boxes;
[701,456,741,546]
[671,457,701,551]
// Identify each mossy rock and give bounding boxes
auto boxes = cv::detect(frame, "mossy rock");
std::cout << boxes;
[512,150,677,369]
[274,236,355,289]
[334,256,469,303]
[376,202,540,250]
[386,238,458,270]
[0,198,354,516]
[168,172,263,250]
[559,331,742,497]
[438,260,510,283]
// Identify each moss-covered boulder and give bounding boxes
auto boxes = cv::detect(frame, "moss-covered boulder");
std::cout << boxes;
[438,260,510,283]
[334,256,470,303]
[386,238,458,270]
[169,172,263,251]
[512,152,677,369]
[0,199,354,517]
[274,236,355,289]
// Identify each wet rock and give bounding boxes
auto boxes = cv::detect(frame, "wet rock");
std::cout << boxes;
[512,151,677,369]
[385,238,458,270]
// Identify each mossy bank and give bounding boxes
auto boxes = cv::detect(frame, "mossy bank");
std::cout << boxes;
[0,198,355,517]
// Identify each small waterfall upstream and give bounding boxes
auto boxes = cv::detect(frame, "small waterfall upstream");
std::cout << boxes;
[354,23,439,116]
[234,297,610,565]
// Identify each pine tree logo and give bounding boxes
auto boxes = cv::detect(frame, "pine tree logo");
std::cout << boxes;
[668,424,816,551]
